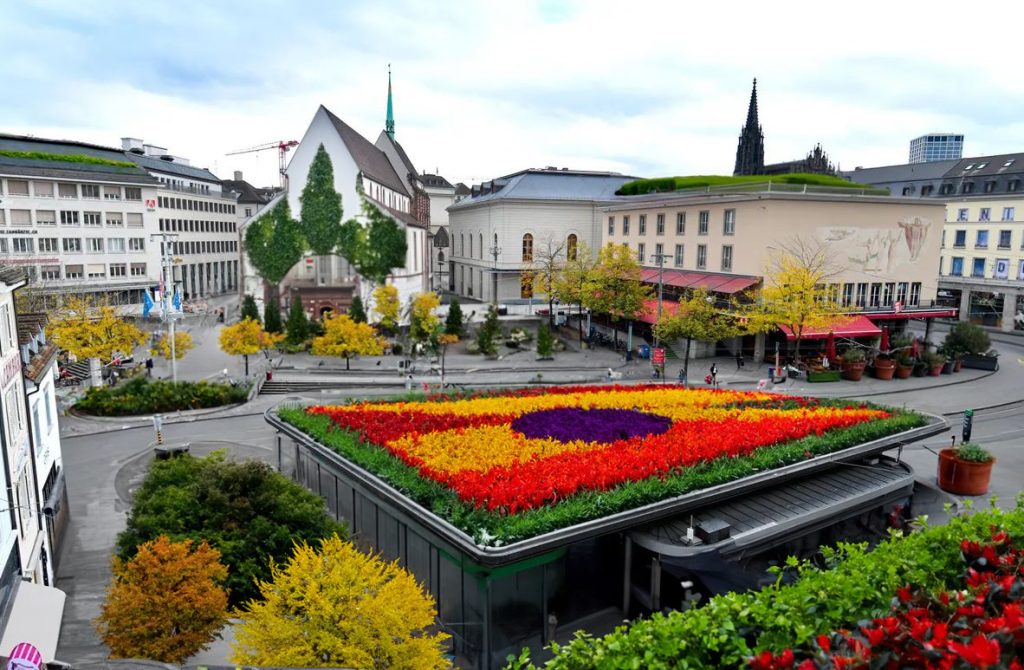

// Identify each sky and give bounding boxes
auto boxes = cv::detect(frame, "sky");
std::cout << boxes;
[4,0,1024,189]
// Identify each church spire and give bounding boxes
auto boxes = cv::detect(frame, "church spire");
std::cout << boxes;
[733,78,765,176]
[385,64,395,140]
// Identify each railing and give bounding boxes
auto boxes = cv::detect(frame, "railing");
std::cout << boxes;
[161,184,238,200]
[663,181,891,198]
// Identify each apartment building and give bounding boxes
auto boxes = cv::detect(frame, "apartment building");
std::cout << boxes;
[0,134,162,308]
[222,171,278,308]
[123,139,240,301]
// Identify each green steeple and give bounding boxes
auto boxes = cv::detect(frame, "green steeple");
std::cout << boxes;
[385,64,395,140]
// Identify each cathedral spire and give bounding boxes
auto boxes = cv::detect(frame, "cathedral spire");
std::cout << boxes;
[745,78,759,128]
[734,78,765,176]
[385,64,395,140]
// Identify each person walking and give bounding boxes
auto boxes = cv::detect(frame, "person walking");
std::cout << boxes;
[710,362,718,388]
[145,357,154,377]
[735,352,744,369]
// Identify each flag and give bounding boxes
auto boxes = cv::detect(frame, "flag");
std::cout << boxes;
[142,289,154,318]
[172,287,182,312]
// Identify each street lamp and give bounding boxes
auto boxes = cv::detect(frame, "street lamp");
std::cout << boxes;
[489,242,502,306]
[149,232,180,383]
[649,251,670,380]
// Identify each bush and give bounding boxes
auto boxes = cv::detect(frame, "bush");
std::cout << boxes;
[943,321,991,357]
[536,323,554,359]
[263,299,283,334]
[509,506,1024,669]
[74,377,248,416]
[445,299,464,336]
[477,305,500,356]
[241,294,261,324]
[285,300,309,345]
[839,348,865,363]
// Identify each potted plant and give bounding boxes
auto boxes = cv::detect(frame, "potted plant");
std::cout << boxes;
[921,350,946,376]
[937,442,995,496]
[944,322,998,371]
[840,348,866,381]
[894,353,915,379]
[938,346,955,375]
[872,353,896,380]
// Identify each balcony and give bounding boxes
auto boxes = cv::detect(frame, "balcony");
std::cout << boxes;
[161,184,238,200]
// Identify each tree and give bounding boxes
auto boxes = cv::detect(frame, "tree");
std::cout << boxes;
[299,144,343,256]
[241,294,261,324]
[218,317,283,376]
[536,322,554,359]
[348,294,367,324]
[528,236,567,326]
[437,333,458,385]
[338,178,408,285]
[231,535,449,669]
[245,199,305,300]
[311,313,386,370]
[96,536,228,663]
[409,292,440,349]
[371,284,400,333]
[47,296,147,387]
[444,299,464,337]
[150,330,194,361]
[761,239,848,362]
[587,244,652,348]
[117,453,344,607]
[263,299,283,334]
[477,304,500,356]
[553,240,597,344]
[285,300,309,345]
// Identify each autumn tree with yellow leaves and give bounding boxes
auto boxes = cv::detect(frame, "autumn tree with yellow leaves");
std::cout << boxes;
[409,291,441,348]
[47,296,148,386]
[371,284,400,334]
[231,535,449,669]
[95,535,228,664]
[311,313,386,370]
[150,330,194,361]
[218,317,283,376]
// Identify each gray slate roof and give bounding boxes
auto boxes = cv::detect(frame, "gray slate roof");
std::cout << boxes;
[0,133,155,183]
[450,169,635,210]
[842,160,960,185]
[221,178,276,204]
[322,107,409,196]
[944,153,1024,178]
[421,173,454,189]
[124,152,221,183]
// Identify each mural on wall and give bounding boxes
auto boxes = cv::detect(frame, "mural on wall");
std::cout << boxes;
[820,217,932,274]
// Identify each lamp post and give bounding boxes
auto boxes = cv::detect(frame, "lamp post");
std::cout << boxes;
[149,233,180,383]
[489,243,502,306]
[649,251,670,381]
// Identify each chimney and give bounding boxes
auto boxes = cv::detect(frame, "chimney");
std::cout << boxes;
[121,137,144,152]
[143,144,167,157]
[234,170,243,181]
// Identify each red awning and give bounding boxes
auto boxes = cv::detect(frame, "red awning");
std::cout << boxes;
[638,269,759,294]
[778,315,882,341]
[638,299,680,325]
[865,309,958,320]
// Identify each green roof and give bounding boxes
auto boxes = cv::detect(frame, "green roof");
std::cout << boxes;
[616,173,884,196]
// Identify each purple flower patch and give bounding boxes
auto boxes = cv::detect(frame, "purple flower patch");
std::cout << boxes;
[511,407,672,444]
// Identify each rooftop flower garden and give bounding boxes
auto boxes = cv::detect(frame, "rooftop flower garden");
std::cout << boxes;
[280,385,925,546]
[615,173,881,196]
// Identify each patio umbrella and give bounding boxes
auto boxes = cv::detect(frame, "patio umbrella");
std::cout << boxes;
[879,328,890,354]
[910,336,920,358]
[825,331,837,362]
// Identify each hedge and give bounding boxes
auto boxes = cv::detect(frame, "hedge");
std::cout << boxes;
[74,377,249,416]
[615,173,878,196]
[507,503,1024,669]
[0,149,139,168]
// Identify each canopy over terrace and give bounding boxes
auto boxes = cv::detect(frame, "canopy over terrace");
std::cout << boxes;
[778,315,882,341]
[638,269,760,295]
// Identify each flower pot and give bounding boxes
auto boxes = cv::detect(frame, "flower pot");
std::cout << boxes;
[953,358,962,372]
[927,363,944,377]
[941,360,954,375]
[807,369,841,383]
[937,448,995,496]
[895,364,914,379]
[960,354,999,371]
[912,364,928,377]
[873,359,896,380]
[841,360,866,381]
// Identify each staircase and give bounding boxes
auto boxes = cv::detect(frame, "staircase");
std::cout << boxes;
[260,380,347,395]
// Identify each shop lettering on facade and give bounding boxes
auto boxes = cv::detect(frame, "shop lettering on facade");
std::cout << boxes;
[2,352,21,387]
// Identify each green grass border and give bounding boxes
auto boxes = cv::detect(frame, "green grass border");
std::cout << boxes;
[0,149,139,169]
[616,173,879,196]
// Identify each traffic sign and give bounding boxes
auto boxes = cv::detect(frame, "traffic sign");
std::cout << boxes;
[652,348,665,365]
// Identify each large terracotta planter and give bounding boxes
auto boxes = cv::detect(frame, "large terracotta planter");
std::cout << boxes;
[937,448,995,496]
[928,363,944,377]
[841,360,866,381]
[895,364,914,379]
[873,359,896,380]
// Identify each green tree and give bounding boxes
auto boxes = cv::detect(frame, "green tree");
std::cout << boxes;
[231,535,449,669]
[553,240,597,345]
[338,177,407,285]
[117,452,344,607]
[298,144,343,256]
[244,199,305,300]
[445,299,464,337]
[348,294,367,323]
[285,300,309,345]
[527,236,566,326]
[587,243,652,348]
[263,299,283,334]
[96,536,228,663]
[241,294,261,324]
[536,322,554,359]
[477,304,500,357]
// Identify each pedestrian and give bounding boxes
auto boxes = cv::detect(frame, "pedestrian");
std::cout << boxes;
[678,368,686,385]
[710,363,718,387]
[735,352,744,369]
[145,357,154,377]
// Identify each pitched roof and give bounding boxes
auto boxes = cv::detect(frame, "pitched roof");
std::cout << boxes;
[450,168,634,209]
[944,153,1024,178]
[124,152,221,182]
[221,179,276,204]
[841,160,960,185]
[322,106,409,196]
[454,182,471,196]
[421,173,454,189]
[0,133,155,183]
[16,312,57,383]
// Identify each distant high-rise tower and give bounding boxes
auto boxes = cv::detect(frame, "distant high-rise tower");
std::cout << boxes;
[733,78,765,176]
[909,133,963,163]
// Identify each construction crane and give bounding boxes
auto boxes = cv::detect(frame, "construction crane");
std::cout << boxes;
[225,140,299,188]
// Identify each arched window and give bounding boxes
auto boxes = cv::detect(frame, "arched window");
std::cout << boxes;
[567,234,578,261]
[479,234,483,260]
[460,234,465,256]
[469,234,473,258]
[522,233,534,262]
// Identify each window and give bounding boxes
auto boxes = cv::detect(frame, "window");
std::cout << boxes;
[130,263,146,276]
[950,257,964,276]
[940,183,954,195]
[459,234,464,255]
[842,283,854,307]
[696,244,707,269]
[984,181,997,193]
[86,263,106,279]
[62,238,82,253]
[676,212,685,234]
[0,210,4,225]
[10,210,30,226]
[87,238,104,253]
[103,186,121,200]
[1010,179,1021,192]
[607,216,614,235]
[638,215,647,235]
[12,238,33,254]
[60,211,79,225]
[674,244,683,267]
[957,208,968,222]
[856,283,868,307]
[478,234,483,260]
[468,234,473,258]
[909,283,921,307]
[698,210,709,235]
[972,258,986,277]
[896,282,909,304]
[83,211,101,226]
[108,238,125,253]
[637,243,645,263]
[567,234,577,261]
[921,185,934,196]
[245,207,253,217]
[38,237,58,253]
[961,182,974,194]
[999,230,1012,249]
[7,180,29,196]
[109,263,127,277]
[126,213,143,228]
[64,264,83,279]
[976,230,989,248]
[654,243,663,261]
[1003,207,1015,221]
[721,245,733,271]
[82,184,100,199]
[883,282,895,305]
[124,187,141,201]
[979,208,991,222]
[522,233,533,262]
[954,230,966,247]
[622,216,630,235]
[723,209,736,235]
[34,182,54,198]
[869,283,881,307]
[35,210,55,226]
[0,239,6,253]
[655,213,665,235]
[58,183,77,198]
[40,266,60,280]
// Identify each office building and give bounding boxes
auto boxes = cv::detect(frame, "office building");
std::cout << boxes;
[909,134,964,163]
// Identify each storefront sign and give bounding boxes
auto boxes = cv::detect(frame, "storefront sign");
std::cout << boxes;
[1,352,21,387]
[145,198,157,211]
[0,258,58,266]
[995,258,1010,279]
[0,229,37,235]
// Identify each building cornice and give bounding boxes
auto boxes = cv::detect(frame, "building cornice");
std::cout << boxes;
[598,192,945,212]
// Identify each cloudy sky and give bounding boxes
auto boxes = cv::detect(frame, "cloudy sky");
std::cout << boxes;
[4,1,1023,188]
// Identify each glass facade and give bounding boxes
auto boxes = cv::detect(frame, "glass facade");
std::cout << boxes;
[908,134,964,163]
